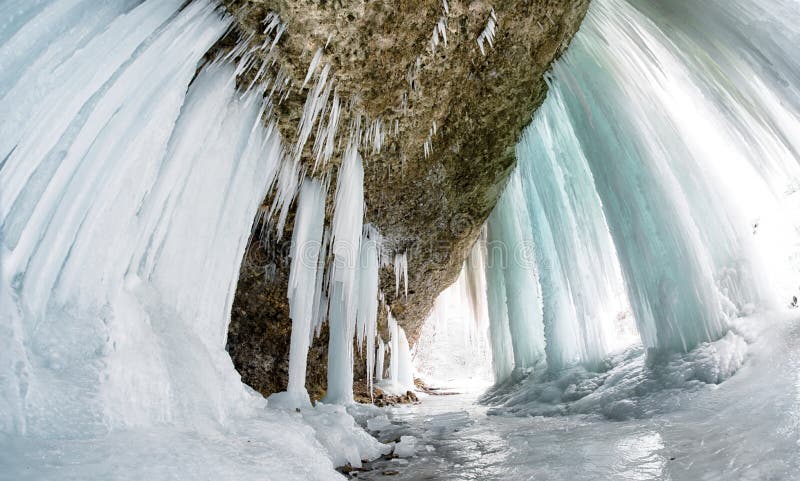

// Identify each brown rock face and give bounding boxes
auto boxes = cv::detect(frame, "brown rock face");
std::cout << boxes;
[222,0,590,397]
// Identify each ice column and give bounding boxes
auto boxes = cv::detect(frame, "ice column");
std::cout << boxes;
[356,225,381,396]
[486,176,546,371]
[324,142,365,404]
[270,179,327,408]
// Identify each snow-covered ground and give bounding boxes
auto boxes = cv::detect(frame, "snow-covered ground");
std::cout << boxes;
[357,312,800,480]
[0,403,387,481]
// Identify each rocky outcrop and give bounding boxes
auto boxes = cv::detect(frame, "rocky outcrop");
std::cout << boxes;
[222,0,591,398]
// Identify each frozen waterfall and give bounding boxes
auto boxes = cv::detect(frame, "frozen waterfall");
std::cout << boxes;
[485,0,800,386]
[0,1,389,478]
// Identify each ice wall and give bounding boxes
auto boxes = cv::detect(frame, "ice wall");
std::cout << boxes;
[550,0,800,352]
[0,0,272,435]
[486,176,546,377]
[515,87,631,370]
[484,227,516,382]
[487,0,800,371]
[0,2,391,476]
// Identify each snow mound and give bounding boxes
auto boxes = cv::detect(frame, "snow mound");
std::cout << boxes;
[483,329,749,420]
[299,404,392,468]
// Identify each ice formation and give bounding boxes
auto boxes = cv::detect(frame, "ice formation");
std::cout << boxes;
[475,0,800,425]
[394,252,409,298]
[269,179,327,409]
[380,308,416,394]
[393,435,419,458]
[324,141,366,405]
[375,338,386,381]
[482,0,800,391]
[356,226,381,398]
[486,175,546,375]
[0,0,388,478]
[4,0,800,477]
[476,8,497,56]
[0,0,256,438]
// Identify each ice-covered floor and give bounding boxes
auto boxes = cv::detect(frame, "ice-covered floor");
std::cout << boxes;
[358,313,800,481]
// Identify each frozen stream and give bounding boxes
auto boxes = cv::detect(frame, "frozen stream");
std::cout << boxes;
[356,313,800,481]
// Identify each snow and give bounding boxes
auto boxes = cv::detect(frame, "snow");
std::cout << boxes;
[482,325,752,420]
[356,314,800,480]
[393,435,419,458]
[298,403,392,468]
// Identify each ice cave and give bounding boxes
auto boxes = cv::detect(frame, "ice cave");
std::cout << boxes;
[1,0,800,479]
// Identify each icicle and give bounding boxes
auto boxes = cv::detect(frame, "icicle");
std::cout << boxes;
[486,178,547,372]
[513,87,632,367]
[485,226,515,382]
[396,327,415,389]
[269,178,327,408]
[387,308,399,385]
[535,0,795,353]
[394,252,408,298]
[302,48,323,89]
[312,229,331,338]
[477,9,497,56]
[268,155,301,238]
[356,225,381,397]
[385,310,414,393]
[294,63,333,164]
[375,338,386,381]
[324,140,365,405]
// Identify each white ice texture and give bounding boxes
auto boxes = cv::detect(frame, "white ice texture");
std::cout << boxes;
[483,0,800,391]
[0,1,387,478]
[480,0,800,414]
